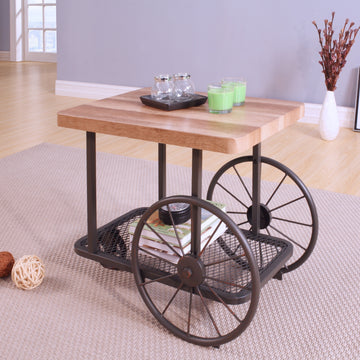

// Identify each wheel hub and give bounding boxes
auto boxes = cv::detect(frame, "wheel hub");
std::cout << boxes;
[177,255,205,287]
[247,204,272,229]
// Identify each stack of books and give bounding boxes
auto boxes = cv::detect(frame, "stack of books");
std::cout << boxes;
[129,201,227,263]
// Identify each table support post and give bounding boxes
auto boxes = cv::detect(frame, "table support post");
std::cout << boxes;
[252,143,261,236]
[158,143,166,200]
[191,149,202,256]
[87,131,98,253]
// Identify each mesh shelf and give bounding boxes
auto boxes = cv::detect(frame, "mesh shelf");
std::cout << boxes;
[75,208,293,304]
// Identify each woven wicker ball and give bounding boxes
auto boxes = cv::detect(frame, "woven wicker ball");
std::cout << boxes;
[0,251,15,278]
[11,255,45,290]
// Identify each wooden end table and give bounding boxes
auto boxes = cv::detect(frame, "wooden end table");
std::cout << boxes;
[57,88,318,347]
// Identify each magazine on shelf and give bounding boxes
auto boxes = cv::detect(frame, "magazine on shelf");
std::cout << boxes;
[133,220,227,263]
[128,201,227,263]
[137,217,226,253]
[129,201,226,247]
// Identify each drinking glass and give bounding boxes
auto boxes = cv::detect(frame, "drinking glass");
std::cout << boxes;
[151,74,174,101]
[173,73,195,100]
[207,84,234,114]
[221,78,247,106]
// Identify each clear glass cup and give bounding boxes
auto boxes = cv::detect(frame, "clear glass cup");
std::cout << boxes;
[173,73,195,100]
[207,83,234,114]
[151,74,174,101]
[221,78,247,106]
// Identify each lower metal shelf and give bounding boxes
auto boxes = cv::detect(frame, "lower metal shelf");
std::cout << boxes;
[74,207,293,304]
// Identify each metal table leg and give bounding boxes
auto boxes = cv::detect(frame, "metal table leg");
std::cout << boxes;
[191,149,202,256]
[158,143,166,200]
[252,143,261,236]
[86,131,97,253]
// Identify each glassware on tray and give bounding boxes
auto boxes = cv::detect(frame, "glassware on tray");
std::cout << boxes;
[173,73,195,100]
[151,74,174,101]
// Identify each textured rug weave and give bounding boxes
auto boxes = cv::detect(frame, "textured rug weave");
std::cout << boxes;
[0,143,359,360]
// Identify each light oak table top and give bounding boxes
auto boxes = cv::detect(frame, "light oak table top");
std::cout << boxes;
[57,88,304,154]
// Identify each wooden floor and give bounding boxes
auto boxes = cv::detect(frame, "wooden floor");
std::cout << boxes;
[1,61,359,196]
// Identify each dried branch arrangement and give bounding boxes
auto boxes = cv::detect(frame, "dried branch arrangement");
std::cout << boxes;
[313,12,360,91]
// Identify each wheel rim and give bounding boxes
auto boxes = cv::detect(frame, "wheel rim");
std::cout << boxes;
[131,196,260,347]
[207,156,318,274]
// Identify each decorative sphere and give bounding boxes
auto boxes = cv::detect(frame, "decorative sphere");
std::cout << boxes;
[11,255,45,290]
[0,251,15,278]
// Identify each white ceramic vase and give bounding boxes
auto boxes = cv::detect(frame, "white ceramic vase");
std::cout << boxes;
[319,90,339,141]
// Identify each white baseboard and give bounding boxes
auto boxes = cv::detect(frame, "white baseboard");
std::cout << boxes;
[55,80,139,99]
[300,102,355,128]
[0,51,10,61]
[55,80,355,128]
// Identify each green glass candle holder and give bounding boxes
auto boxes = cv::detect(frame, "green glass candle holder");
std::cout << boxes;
[222,78,247,106]
[207,84,234,114]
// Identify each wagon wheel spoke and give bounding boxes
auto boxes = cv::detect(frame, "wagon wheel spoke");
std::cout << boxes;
[233,165,252,201]
[138,247,178,267]
[198,220,223,257]
[166,204,185,256]
[271,216,313,227]
[268,224,307,251]
[196,286,222,337]
[145,222,182,258]
[187,290,193,335]
[162,282,184,316]
[203,282,243,323]
[237,220,249,227]
[215,182,249,209]
[269,195,305,212]
[265,173,287,206]
[227,210,247,215]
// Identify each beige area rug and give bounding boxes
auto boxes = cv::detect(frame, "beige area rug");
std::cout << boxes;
[0,143,359,360]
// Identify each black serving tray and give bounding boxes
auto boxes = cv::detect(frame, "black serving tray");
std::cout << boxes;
[140,94,207,111]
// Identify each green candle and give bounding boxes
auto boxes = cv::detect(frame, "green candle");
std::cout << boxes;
[207,85,234,114]
[222,78,247,106]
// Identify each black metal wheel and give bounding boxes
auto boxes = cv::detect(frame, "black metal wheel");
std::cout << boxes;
[207,156,318,274]
[131,196,260,347]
